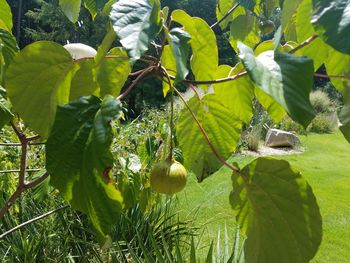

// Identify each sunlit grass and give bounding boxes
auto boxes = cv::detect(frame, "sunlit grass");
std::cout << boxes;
[176,132,350,262]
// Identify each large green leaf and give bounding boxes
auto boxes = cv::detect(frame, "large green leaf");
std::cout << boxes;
[213,64,254,123]
[59,0,82,23]
[46,95,124,239]
[161,45,176,96]
[95,23,116,66]
[110,0,161,63]
[70,59,99,101]
[0,29,19,67]
[312,0,350,55]
[177,93,242,182]
[172,10,218,81]
[238,42,315,128]
[5,41,76,138]
[0,0,12,32]
[0,92,12,129]
[295,0,329,70]
[96,47,131,97]
[229,14,260,53]
[168,28,191,82]
[324,48,350,91]
[230,157,322,263]
[339,87,350,142]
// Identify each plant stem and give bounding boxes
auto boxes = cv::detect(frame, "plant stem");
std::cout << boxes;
[288,35,319,54]
[314,73,350,80]
[162,67,174,161]
[0,205,69,240]
[170,71,248,85]
[172,86,240,173]
[211,3,240,29]
[0,169,41,174]
[117,66,155,101]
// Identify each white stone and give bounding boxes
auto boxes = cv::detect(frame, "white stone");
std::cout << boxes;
[265,128,300,147]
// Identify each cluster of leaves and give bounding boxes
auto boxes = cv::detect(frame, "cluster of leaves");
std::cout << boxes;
[1,0,350,262]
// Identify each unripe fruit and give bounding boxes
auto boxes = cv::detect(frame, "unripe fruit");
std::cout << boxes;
[150,160,187,195]
[259,20,275,35]
[63,43,97,60]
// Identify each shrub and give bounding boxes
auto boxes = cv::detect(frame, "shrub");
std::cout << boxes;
[278,115,306,134]
[308,113,337,134]
[310,90,334,114]
[245,127,261,151]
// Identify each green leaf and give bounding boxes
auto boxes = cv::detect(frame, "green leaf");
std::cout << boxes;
[168,28,191,81]
[238,42,315,127]
[110,0,161,63]
[70,59,99,101]
[95,23,116,66]
[216,0,246,29]
[312,0,350,55]
[177,93,242,182]
[230,157,322,263]
[96,47,131,97]
[5,41,76,138]
[324,48,350,91]
[172,10,218,81]
[281,0,302,30]
[255,87,285,123]
[46,95,124,239]
[0,0,13,32]
[0,28,19,67]
[161,45,176,97]
[229,14,260,53]
[84,0,109,20]
[59,0,82,23]
[213,64,254,123]
[295,0,329,70]
[0,92,12,129]
[339,87,350,142]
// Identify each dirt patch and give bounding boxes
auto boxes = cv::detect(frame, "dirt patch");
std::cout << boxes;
[242,145,304,157]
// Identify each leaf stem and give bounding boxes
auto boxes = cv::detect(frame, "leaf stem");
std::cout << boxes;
[314,73,350,80]
[117,66,155,100]
[288,35,319,54]
[211,3,240,29]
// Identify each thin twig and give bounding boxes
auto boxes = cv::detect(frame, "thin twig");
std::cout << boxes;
[0,169,41,174]
[288,35,319,54]
[211,3,240,29]
[170,71,248,85]
[25,172,49,189]
[117,66,156,100]
[0,142,45,147]
[314,73,350,80]
[0,205,69,240]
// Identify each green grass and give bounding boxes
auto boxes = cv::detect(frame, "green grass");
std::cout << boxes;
[175,132,350,262]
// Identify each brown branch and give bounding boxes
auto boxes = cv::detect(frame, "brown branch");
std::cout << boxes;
[25,172,49,189]
[211,3,240,29]
[314,73,350,80]
[170,71,248,85]
[117,66,156,100]
[0,188,24,219]
[289,35,319,54]
[0,169,41,174]
[0,205,69,240]
[0,142,45,147]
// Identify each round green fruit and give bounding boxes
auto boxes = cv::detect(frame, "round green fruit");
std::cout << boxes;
[260,20,275,34]
[150,160,187,195]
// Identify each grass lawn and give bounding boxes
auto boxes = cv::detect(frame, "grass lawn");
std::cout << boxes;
[175,132,350,262]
